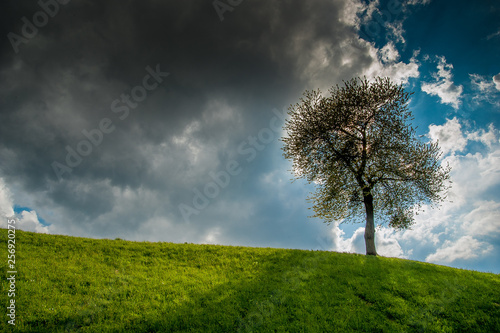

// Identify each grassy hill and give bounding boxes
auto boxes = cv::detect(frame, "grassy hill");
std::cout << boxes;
[1,230,499,332]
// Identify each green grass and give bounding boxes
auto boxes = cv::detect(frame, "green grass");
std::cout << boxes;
[1,230,499,332]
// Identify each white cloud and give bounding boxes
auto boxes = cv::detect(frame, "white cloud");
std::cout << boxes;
[427,117,467,154]
[470,73,494,92]
[357,0,380,27]
[425,236,493,263]
[329,221,357,252]
[328,223,407,258]
[349,227,366,253]
[429,121,500,208]
[386,21,405,44]
[466,123,498,148]
[469,73,500,105]
[340,0,366,29]
[375,227,407,258]
[363,42,420,84]
[399,203,451,246]
[421,56,463,109]
[462,201,500,237]
[379,42,400,63]
[441,152,500,209]
[0,178,49,233]
[17,210,50,234]
[493,73,500,91]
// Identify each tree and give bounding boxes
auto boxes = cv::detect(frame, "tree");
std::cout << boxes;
[282,77,450,256]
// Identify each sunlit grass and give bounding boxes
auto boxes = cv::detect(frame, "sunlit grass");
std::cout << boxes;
[1,230,499,332]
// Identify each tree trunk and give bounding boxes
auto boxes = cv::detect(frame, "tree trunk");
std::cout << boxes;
[363,193,377,256]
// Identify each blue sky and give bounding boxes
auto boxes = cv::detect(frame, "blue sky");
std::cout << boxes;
[1,0,499,273]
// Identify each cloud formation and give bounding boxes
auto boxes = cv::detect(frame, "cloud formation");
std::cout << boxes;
[426,235,493,263]
[0,178,49,233]
[469,73,500,106]
[494,74,500,91]
[421,56,463,109]
[427,117,467,155]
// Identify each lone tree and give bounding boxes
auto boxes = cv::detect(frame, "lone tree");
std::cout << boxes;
[282,77,450,256]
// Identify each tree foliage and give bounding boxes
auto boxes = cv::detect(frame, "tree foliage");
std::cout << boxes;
[282,77,450,255]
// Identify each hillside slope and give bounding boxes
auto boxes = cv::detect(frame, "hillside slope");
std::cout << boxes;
[1,230,499,332]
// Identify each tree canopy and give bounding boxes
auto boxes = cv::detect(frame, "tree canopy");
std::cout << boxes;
[282,77,450,255]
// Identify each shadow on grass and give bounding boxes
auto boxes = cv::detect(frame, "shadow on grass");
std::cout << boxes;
[18,249,348,332]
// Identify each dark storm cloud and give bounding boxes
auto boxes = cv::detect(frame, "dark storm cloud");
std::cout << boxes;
[0,0,373,243]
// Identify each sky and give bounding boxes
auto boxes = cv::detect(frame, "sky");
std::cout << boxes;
[0,0,499,274]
